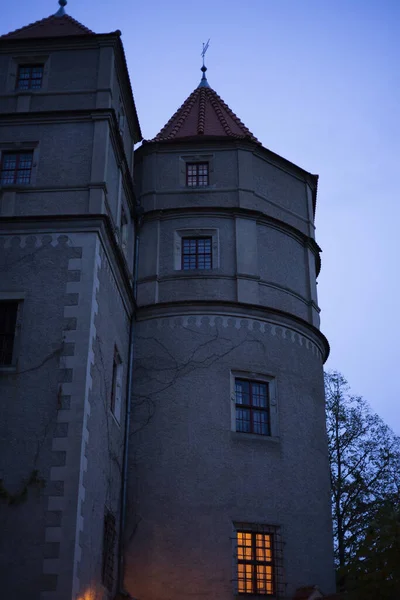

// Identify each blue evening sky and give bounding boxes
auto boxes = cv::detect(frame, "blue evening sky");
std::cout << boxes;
[3,0,400,432]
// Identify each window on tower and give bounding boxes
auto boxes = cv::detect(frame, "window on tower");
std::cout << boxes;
[110,348,123,423]
[0,301,19,366]
[186,162,209,186]
[16,64,44,90]
[181,236,212,270]
[0,151,33,185]
[102,510,116,592]
[235,378,271,436]
[235,524,283,596]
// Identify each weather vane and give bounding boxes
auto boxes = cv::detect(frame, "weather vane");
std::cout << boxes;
[201,39,210,67]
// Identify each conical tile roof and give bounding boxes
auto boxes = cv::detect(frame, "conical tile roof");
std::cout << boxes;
[1,13,93,39]
[152,83,260,144]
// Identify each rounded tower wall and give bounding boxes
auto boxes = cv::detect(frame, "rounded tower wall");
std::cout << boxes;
[135,142,320,328]
[127,314,334,598]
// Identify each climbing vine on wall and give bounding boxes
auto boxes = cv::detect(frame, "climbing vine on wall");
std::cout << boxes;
[0,469,46,506]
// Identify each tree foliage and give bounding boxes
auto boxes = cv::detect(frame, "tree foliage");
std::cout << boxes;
[324,371,400,592]
[345,498,400,600]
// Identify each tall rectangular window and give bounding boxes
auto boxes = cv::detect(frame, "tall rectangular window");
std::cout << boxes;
[0,301,18,366]
[102,510,116,592]
[237,529,275,595]
[16,64,44,90]
[186,162,209,187]
[0,152,33,185]
[182,237,212,270]
[235,379,270,436]
[110,348,123,423]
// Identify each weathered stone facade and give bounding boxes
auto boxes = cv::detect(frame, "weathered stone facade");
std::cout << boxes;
[0,6,334,600]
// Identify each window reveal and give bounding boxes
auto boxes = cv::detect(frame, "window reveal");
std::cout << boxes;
[181,237,212,270]
[235,379,270,436]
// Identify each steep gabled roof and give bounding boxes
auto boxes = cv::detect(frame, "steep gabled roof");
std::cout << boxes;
[1,13,93,39]
[152,78,259,144]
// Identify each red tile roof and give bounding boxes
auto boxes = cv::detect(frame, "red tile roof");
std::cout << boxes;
[152,85,260,144]
[1,14,93,39]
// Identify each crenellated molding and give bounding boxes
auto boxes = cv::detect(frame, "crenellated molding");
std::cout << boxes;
[136,302,329,362]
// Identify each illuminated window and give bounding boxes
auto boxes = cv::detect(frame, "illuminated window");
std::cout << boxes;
[235,524,284,596]
[235,379,270,436]
[182,237,212,270]
[0,301,18,366]
[102,510,116,592]
[111,348,123,423]
[0,151,33,185]
[16,64,44,90]
[237,530,275,595]
[186,162,208,186]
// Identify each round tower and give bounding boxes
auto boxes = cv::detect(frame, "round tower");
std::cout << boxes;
[126,66,335,599]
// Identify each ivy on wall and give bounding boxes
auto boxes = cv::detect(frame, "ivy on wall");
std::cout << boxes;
[0,470,46,505]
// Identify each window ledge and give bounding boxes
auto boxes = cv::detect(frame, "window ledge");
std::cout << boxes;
[0,184,30,190]
[231,432,280,444]
[0,366,17,375]
[235,595,278,599]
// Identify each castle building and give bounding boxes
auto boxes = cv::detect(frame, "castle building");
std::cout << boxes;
[0,3,335,600]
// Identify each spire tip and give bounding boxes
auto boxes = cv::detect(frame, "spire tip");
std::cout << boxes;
[55,0,67,17]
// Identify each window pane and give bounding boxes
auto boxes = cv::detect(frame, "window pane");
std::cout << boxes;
[253,410,269,435]
[236,408,251,432]
[251,382,268,407]
[235,379,250,405]
[256,534,272,561]
[238,563,253,593]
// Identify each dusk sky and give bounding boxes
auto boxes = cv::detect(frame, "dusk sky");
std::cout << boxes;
[3,1,399,432]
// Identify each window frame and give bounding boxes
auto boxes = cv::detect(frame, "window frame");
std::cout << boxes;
[237,529,275,596]
[16,64,44,90]
[0,150,34,185]
[230,371,279,440]
[174,228,219,271]
[181,236,213,270]
[186,162,209,187]
[234,523,284,598]
[235,378,271,436]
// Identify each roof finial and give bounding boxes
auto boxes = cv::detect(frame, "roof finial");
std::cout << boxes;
[198,39,211,88]
[55,0,67,17]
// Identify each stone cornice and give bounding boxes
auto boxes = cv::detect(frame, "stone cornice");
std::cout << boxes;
[136,137,318,191]
[135,300,330,362]
[0,214,135,314]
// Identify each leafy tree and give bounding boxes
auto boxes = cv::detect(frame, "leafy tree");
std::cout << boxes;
[324,371,400,587]
[345,498,400,600]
